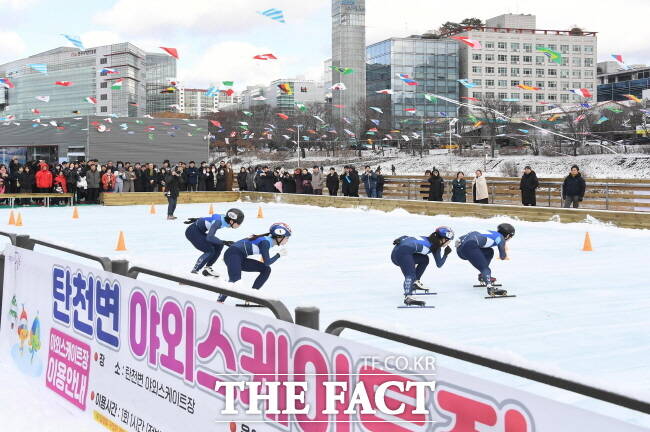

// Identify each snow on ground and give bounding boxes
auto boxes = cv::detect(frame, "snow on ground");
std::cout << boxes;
[1,202,650,429]
[233,150,650,178]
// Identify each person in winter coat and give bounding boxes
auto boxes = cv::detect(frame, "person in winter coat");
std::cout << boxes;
[345,166,360,197]
[101,168,115,192]
[520,165,539,206]
[237,167,248,191]
[340,167,349,196]
[163,167,183,219]
[451,172,467,203]
[326,167,339,196]
[215,163,227,191]
[85,163,101,204]
[35,163,53,193]
[246,167,256,191]
[311,166,324,195]
[293,168,304,194]
[197,162,208,191]
[185,161,199,192]
[65,166,79,201]
[376,168,385,198]
[472,170,489,204]
[133,163,144,192]
[204,165,215,191]
[123,166,136,192]
[225,162,234,191]
[281,171,296,193]
[54,170,68,193]
[301,169,313,194]
[142,163,157,192]
[427,169,444,201]
[361,165,378,198]
[113,166,125,193]
[562,165,586,208]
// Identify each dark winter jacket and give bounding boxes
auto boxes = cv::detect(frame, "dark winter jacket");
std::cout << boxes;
[237,171,248,191]
[185,167,198,185]
[427,175,444,201]
[18,170,34,192]
[520,171,539,192]
[361,171,378,191]
[376,173,385,193]
[562,173,586,199]
[451,179,467,203]
[65,168,80,186]
[281,175,296,193]
[326,173,339,192]
[164,172,183,198]
[215,168,227,191]
[86,169,101,189]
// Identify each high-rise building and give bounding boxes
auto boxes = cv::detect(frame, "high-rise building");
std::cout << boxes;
[178,88,218,117]
[332,0,366,135]
[597,62,650,102]
[0,43,146,119]
[447,14,598,114]
[367,37,459,129]
[240,85,268,110]
[268,79,325,115]
[145,53,178,115]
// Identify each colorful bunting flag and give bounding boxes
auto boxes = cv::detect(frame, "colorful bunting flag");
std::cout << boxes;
[376,89,393,94]
[253,95,267,101]
[0,78,15,89]
[111,78,124,90]
[85,97,96,104]
[612,54,631,70]
[295,103,307,112]
[253,53,278,60]
[222,81,234,86]
[31,108,41,114]
[55,81,73,87]
[278,83,293,94]
[570,88,593,98]
[451,36,482,49]
[331,82,346,90]
[61,34,84,50]
[276,113,289,120]
[606,106,624,114]
[537,48,562,64]
[369,107,383,114]
[517,84,541,91]
[595,116,609,125]
[28,64,47,74]
[623,94,642,103]
[101,68,119,74]
[329,66,354,75]
[458,79,477,88]
[259,8,286,23]
[160,47,179,59]
[424,94,438,102]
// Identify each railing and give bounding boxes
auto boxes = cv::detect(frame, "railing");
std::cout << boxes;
[324,318,650,415]
[383,175,650,212]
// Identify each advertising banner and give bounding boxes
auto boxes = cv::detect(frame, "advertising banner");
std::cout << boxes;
[0,245,646,431]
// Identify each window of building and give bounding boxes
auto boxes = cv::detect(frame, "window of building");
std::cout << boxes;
[573,45,581,53]
[523,68,532,76]
[584,45,594,54]
[510,55,520,64]
[100,106,108,112]
[585,83,594,89]
[560,45,570,54]
[523,80,533,86]
[485,92,495,99]
[498,54,507,62]
[560,69,569,78]
[511,68,520,76]
[548,94,557,101]
[473,92,482,98]
[561,57,569,66]
[486,79,495,87]
[485,53,495,61]
[561,81,570,91]
[548,68,557,77]
[535,56,546,65]
[472,66,482,74]
[523,55,532,63]
[100,94,108,100]
[523,93,533,100]
[485,66,495,74]
[547,44,557,51]
[511,80,520,86]
[572,70,582,78]
[473,79,482,86]
[548,81,557,88]
[536,106,545,113]
[100,58,107,64]
[485,41,495,49]
[584,70,594,78]
[536,43,545,50]
[523,43,532,53]
[498,42,507,50]
[536,93,544,100]
[498,67,507,76]
[523,105,532,113]
[536,68,545,77]
[536,81,545,88]
[498,92,508,99]
[498,80,508,87]
[472,53,482,61]
[100,82,107,88]
[584,58,594,67]
[560,94,569,102]
[572,82,581,88]
[511,93,520,99]
[511,43,520,51]
[572,57,581,67]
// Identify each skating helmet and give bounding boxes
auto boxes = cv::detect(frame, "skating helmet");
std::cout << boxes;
[225,208,245,226]
[497,223,515,239]
[270,222,292,238]
[433,226,455,241]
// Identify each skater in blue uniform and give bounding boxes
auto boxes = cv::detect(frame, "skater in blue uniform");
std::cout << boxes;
[456,223,515,296]
[184,208,245,277]
[391,226,454,307]
[217,222,291,303]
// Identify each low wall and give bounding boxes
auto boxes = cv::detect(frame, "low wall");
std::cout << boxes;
[101,191,650,229]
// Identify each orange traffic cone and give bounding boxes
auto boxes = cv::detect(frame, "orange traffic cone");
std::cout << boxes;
[115,231,127,251]
[582,232,593,252]
[209,203,214,215]
[72,207,79,219]
[257,206,264,219]
[8,210,15,225]
[149,204,156,214]
[15,212,23,227]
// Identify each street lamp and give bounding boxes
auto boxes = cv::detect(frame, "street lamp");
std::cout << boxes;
[295,124,303,167]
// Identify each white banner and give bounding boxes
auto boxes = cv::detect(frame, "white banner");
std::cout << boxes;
[0,244,646,432]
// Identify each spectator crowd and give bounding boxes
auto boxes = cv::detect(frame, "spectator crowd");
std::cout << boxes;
[0,156,586,210]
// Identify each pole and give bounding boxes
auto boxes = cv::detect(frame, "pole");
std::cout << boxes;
[421,116,425,158]
[86,114,90,161]
[297,124,301,168]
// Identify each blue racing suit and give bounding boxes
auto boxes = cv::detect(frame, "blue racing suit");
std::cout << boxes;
[217,235,281,302]
[456,231,507,282]
[391,236,448,295]
[185,214,230,272]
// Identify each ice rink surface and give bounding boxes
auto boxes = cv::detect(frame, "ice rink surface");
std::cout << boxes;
[1,201,649,429]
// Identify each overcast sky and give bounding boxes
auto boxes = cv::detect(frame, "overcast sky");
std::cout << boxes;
[1,0,649,90]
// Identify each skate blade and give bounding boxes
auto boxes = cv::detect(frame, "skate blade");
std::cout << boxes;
[484,295,516,299]
[474,284,502,288]
[412,292,437,296]
[236,303,266,308]
[397,305,435,309]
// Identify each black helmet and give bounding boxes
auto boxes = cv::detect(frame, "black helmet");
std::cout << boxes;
[225,208,244,226]
[497,223,515,239]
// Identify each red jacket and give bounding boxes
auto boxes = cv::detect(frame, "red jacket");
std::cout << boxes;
[54,174,67,193]
[35,167,53,189]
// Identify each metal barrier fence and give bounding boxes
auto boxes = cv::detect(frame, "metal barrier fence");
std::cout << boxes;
[0,232,648,417]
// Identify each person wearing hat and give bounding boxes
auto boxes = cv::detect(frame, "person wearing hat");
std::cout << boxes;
[562,165,586,208]
[519,165,539,206]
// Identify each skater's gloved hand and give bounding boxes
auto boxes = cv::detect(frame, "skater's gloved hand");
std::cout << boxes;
[278,248,289,257]
[183,217,198,224]
[223,240,234,246]
[444,245,452,256]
